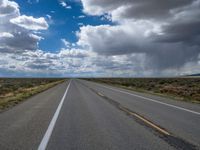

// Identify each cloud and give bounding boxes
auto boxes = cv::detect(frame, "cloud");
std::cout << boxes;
[78,22,84,26]
[78,15,85,18]
[61,38,71,48]
[0,32,14,38]
[81,0,194,20]
[0,0,48,53]
[78,0,200,73]
[0,47,144,77]
[45,14,54,24]
[154,0,200,45]
[10,15,48,30]
[1,46,199,77]
[77,21,155,55]
[0,0,19,17]
[0,48,97,77]
[46,14,52,19]
[59,1,72,9]
[58,48,92,58]
[0,32,43,52]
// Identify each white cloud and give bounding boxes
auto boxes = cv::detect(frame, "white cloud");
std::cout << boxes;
[10,15,48,30]
[0,48,97,77]
[61,38,71,48]
[45,14,53,24]
[46,14,51,19]
[78,23,84,26]
[78,15,85,18]
[29,33,43,40]
[59,48,92,58]
[0,0,48,53]
[59,1,72,9]
[0,32,14,38]
[0,0,19,17]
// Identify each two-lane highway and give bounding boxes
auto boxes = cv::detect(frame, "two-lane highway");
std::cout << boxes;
[0,79,199,150]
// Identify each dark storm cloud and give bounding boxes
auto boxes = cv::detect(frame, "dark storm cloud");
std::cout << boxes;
[79,0,200,72]
[82,0,195,19]
[155,20,200,45]
[146,44,199,69]
[120,0,194,19]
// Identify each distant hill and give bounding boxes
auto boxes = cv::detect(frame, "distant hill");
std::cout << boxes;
[187,73,200,76]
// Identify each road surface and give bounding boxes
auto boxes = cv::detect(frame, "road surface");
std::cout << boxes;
[0,79,199,150]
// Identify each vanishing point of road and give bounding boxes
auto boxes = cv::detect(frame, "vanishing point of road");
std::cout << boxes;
[0,79,200,150]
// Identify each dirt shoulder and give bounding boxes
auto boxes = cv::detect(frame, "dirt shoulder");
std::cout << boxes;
[84,78,200,104]
[0,78,66,111]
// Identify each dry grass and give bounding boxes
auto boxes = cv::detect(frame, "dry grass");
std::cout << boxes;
[85,78,200,104]
[0,78,66,111]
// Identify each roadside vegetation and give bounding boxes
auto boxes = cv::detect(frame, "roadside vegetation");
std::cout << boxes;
[85,78,200,104]
[0,78,66,111]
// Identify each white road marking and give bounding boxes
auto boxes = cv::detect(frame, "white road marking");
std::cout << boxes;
[93,82,200,115]
[38,81,71,150]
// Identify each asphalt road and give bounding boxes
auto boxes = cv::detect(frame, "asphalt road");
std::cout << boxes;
[0,79,199,150]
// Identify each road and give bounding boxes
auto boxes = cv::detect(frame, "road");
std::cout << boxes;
[0,79,199,150]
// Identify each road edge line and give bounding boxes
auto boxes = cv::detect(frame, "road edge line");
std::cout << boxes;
[38,80,71,150]
[90,81,200,115]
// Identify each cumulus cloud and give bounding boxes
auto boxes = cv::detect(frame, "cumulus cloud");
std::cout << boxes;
[10,15,48,30]
[78,0,200,73]
[0,32,14,38]
[81,0,194,21]
[154,0,200,45]
[58,48,92,58]
[0,0,48,53]
[0,0,19,17]
[0,32,43,52]
[77,21,156,55]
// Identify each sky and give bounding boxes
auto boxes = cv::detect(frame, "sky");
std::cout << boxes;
[0,0,200,77]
